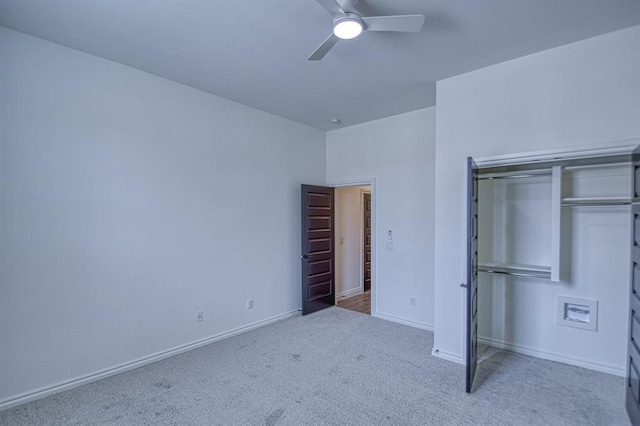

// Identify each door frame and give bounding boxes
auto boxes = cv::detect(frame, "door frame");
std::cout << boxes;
[329,178,377,316]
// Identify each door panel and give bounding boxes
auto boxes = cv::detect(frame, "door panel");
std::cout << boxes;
[308,259,332,276]
[301,185,335,315]
[307,238,331,254]
[627,145,640,425]
[466,157,479,393]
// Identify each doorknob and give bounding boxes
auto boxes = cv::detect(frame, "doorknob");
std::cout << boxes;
[302,254,309,259]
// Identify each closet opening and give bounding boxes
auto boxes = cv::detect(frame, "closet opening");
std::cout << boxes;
[464,143,638,395]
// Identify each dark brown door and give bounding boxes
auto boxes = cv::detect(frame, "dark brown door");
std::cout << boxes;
[363,192,372,292]
[466,157,479,393]
[626,145,640,425]
[301,185,335,315]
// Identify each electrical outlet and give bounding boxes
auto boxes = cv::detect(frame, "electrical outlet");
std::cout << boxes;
[410,297,416,306]
[247,298,254,309]
[196,310,203,322]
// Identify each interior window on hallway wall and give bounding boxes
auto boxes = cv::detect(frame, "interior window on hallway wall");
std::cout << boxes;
[335,185,371,299]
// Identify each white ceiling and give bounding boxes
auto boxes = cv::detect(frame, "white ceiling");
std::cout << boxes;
[1,0,639,130]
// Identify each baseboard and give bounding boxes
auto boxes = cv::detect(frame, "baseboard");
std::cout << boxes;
[337,287,363,300]
[0,310,300,411]
[373,311,433,332]
[431,348,464,364]
[478,336,625,377]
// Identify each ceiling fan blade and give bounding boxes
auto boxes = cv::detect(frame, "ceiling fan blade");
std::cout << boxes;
[308,33,340,61]
[362,15,425,32]
[315,0,345,16]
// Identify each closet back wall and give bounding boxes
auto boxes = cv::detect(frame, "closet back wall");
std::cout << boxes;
[0,27,326,405]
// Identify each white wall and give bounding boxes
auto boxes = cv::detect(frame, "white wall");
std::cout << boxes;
[335,186,369,299]
[327,108,436,330]
[433,26,640,370]
[0,27,326,406]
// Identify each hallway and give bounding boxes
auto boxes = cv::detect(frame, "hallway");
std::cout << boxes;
[337,290,370,315]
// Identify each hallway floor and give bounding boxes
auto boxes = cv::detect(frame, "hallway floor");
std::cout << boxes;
[337,290,370,315]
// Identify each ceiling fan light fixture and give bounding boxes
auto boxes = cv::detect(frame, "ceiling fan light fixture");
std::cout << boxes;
[333,14,363,39]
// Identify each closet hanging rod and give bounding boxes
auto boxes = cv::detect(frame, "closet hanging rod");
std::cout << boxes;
[562,197,631,207]
[478,268,551,279]
[562,201,631,207]
[479,169,551,180]
[478,263,551,280]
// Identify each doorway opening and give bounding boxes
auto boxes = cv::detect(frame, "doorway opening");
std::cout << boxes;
[334,185,372,315]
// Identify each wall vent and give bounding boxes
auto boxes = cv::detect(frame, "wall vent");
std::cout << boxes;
[556,296,598,331]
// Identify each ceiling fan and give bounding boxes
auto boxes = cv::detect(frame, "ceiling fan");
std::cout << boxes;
[308,0,425,61]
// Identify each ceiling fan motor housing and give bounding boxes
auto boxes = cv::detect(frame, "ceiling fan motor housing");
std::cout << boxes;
[333,13,364,39]
[308,0,425,60]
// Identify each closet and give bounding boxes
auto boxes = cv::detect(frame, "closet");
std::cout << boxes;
[477,160,631,281]
[477,166,561,281]
[464,144,638,395]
